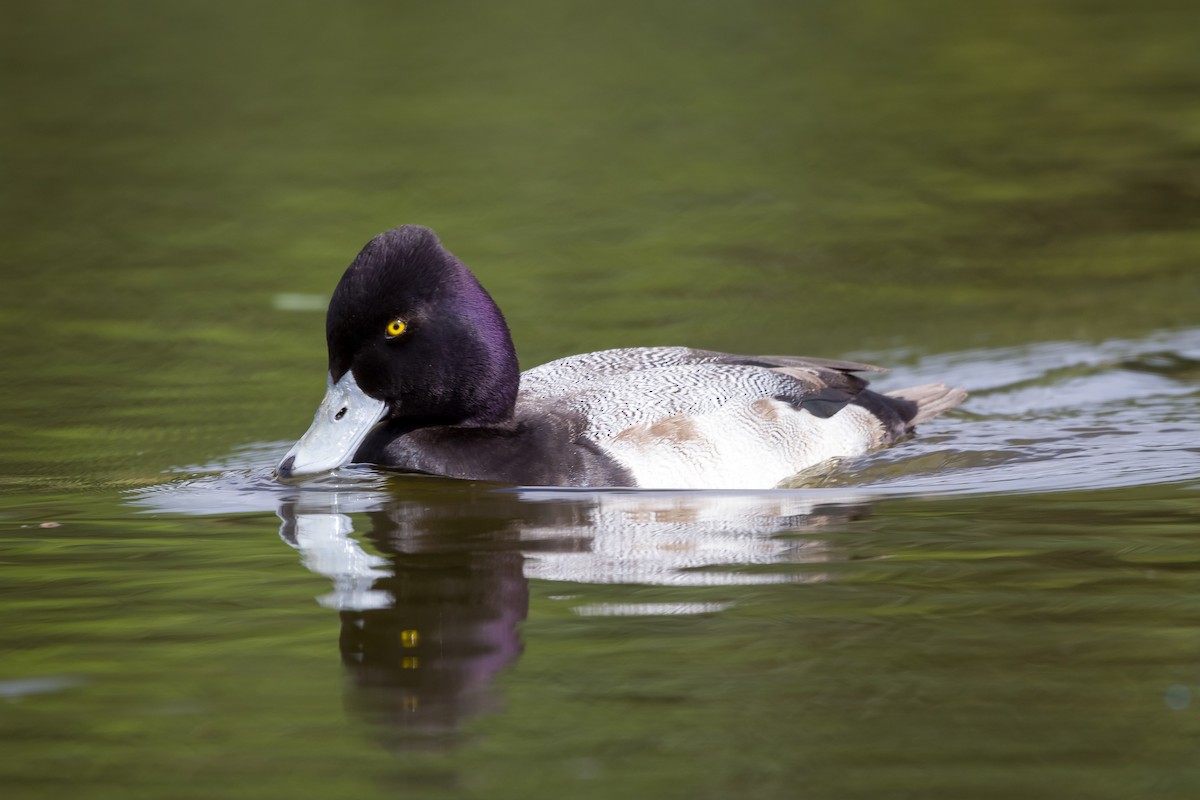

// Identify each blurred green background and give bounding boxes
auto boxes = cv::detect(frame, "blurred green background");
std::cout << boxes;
[3,0,1198,487]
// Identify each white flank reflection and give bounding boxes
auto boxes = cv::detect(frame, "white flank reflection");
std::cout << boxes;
[572,602,734,617]
[517,491,856,586]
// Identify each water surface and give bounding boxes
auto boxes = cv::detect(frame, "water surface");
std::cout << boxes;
[3,2,1200,798]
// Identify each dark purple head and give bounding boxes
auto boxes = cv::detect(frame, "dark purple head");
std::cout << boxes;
[326,226,519,426]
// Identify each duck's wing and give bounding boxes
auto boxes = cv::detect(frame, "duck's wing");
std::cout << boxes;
[543,359,875,439]
[519,346,883,404]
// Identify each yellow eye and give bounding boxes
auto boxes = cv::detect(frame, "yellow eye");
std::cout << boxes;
[385,318,407,338]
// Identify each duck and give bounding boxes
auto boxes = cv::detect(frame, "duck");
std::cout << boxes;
[275,225,966,489]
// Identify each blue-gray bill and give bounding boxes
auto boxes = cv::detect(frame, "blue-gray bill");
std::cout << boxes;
[276,371,387,479]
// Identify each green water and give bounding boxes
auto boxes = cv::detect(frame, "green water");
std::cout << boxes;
[3,1,1200,798]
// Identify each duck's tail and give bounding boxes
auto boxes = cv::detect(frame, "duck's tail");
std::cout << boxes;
[884,383,969,427]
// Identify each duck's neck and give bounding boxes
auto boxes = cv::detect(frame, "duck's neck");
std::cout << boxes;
[443,270,520,427]
[459,333,519,427]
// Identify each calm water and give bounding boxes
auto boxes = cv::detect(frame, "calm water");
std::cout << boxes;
[3,1,1200,798]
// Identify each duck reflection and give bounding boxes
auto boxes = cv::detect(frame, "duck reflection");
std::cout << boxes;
[277,493,531,746]
[274,481,867,746]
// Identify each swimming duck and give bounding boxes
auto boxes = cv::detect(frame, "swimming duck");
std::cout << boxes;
[276,225,966,488]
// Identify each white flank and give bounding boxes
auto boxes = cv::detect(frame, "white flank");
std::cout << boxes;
[600,401,881,490]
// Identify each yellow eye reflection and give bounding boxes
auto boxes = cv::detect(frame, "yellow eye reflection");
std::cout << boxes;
[385,318,408,338]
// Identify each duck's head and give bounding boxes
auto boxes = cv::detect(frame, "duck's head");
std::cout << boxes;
[276,226,519,479]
